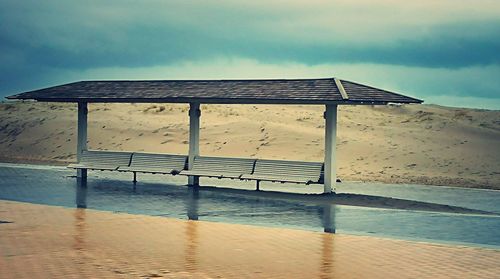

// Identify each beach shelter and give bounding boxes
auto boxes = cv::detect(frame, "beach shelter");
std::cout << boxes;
[7,78,422,193]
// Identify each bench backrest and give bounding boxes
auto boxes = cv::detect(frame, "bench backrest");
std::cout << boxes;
[253,159,324,181]
[191,156,256,174]
[80,150,133,167]
[130,153,187,170]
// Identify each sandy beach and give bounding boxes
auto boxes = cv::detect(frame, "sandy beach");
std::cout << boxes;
[0,101,499,189]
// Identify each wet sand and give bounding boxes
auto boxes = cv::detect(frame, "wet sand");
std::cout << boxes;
[0,102,499,190]
[1,200,499,279]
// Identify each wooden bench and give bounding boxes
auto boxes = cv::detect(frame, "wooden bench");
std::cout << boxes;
[118,153,187,175]
[179,156,256,179]
[240,159,324,188]
[68,150,133,171]
[68,151,327,189]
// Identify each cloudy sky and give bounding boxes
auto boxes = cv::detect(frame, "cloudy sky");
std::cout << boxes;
[1,0,499,109]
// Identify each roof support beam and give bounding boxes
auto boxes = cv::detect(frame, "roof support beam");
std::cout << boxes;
[188,102,201,186]
[324,104,337,194]
[77,102,88,179]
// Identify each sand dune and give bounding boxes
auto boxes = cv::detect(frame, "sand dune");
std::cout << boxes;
[0,101,498,189]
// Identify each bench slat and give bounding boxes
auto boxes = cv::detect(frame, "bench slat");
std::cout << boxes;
[69,164,118,171]
[181,170,223,178]
[118,167,175,174]
[68,150,133,171]
[243,159,323,184]
[119,153,187,174]
[240,174,312,184]
[179,156,255,178]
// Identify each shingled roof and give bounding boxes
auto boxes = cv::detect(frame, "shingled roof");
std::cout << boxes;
[7,78,422,105]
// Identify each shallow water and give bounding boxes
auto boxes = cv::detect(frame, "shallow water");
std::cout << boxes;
[336,182,500,214]
[0,163,499,248]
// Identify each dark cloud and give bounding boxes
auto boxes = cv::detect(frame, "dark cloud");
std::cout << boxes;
[1,0,499,106]
[2,0,499,69]
[2,13,499,70]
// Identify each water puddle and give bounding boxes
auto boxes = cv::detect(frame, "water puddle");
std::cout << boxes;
[0,164,499,248]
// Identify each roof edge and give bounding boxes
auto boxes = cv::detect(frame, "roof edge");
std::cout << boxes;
[340,79,423,104]
[5,77,424,105]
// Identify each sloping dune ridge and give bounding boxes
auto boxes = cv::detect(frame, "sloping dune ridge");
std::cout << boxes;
[0,101,498,189]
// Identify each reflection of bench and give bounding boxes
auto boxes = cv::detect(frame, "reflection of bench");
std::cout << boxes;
[118,153,187,174]
[68,150,133,171]
[240,159,324,189]
[179,156,256,179]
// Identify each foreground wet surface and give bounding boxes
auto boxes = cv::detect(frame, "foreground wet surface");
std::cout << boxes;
[1,200,500,279]
[0,164,499,248]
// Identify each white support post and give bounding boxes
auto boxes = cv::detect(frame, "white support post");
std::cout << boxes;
[77,102,88,178]
[188,102,201,186]
[324,104,338,194]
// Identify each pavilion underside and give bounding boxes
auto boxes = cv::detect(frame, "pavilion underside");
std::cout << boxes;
[7,77,422,193]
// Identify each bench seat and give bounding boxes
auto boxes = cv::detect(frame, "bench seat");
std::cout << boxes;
[180,170,242,179]
[118,167,175,174]
[68,163,118,171]
[241,159,323,185]
[118,153,187,175]
[179,156,256,179]
[240,174,315,184]
[68,150,326,187]
[67,150,133,171]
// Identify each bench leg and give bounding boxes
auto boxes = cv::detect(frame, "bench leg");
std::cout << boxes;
[256,180,260,191]
[133,172,137,183]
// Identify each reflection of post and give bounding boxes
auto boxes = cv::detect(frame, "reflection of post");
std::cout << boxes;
[76,177,88,209]
[319,233,334,279]
[319,203,338,278]
[187,187,199,221]
[73,208,87,251]
[322,204,336,233]
[73,199,88,279]
[184,220,199,272]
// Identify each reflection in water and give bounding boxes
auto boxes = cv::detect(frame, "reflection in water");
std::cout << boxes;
[184,220,199,272]
[73,178,90,279]
[320,233,334,279]
[74,177,88,253]
[320,205,336,278]
[73,206,88,278]
[2,166,499,247]
[73,208,87,251]
[184,188,200,271]
[74,176,88,277]
[74,177,337,277]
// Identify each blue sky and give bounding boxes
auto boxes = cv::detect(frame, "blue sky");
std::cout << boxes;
[1,0,499,109]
